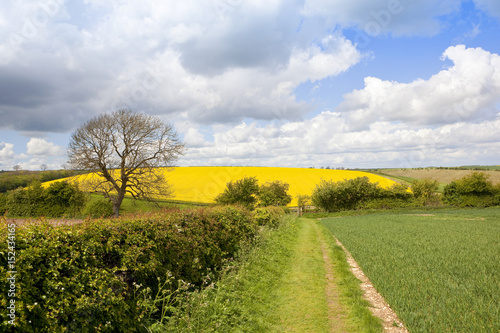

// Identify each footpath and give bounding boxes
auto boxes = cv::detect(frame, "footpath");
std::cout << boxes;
[273,218,407,333]
[273,218,367,332]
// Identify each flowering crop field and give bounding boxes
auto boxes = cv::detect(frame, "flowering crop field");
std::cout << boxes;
[45,166,397,206]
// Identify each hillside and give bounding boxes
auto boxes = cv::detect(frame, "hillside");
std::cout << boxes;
[45,166,398,206]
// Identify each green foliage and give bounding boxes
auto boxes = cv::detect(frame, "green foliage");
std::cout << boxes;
[214,176,259,210]
[83,198,114,218]
[321,208,500,332]
[410,178,439,199]
[0,193,7,215]
[0,206,257,332]
[252,206,285,227]
[297,194,310,209]
[454,172,495,196]
[444,172,499,207]
[3,181,87,218]
[311,177,381,212]
[257,180,292,207]
[0,169,84,193]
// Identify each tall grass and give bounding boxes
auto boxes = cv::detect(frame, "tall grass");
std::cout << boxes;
[322,207,500,332]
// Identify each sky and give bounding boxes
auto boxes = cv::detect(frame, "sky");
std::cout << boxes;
[1,0,500,170]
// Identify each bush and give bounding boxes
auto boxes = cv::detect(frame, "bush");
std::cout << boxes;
[444,172,499,207]
[410,178,440,200]
[454,172,495,196]
[215,177,259,210]
[258,181,292,207]
[3,181,87,218]
[311,177,381,212]
[0,206,257,332]
[0,193,7,215]
[252,206,285,227]
[83,198,114,218]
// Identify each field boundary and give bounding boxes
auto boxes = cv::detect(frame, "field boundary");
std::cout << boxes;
[328,228,408,333]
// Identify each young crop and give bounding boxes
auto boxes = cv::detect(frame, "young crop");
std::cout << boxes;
[321,208,500,332]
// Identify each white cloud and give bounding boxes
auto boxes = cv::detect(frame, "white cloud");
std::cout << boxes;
[179,114,500,168]
[0,142,15,160]
[26,138,65,156]
[336,45,500,130]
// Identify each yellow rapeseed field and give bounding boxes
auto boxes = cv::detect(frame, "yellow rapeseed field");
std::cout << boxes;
[48,166,397,206]
[167,167,397,205]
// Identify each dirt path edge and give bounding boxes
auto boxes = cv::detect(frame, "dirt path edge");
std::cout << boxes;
[334,237,409,333]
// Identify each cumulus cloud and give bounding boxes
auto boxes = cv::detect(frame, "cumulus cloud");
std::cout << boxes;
[0,142,15,160]
[0,0,361,132]
[336,45,500,130]
[179,113,500,168]
[26,138,65,156]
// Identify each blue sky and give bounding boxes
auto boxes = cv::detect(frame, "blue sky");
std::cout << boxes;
[1,0,499,170]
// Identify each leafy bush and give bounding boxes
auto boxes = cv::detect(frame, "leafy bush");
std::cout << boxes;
[4,181,87,217]
[258,181,292,207]
[444,172,499,207]
[311,177,381,212]
[215,177,259,210]
[0,206,258,332]
[253,206,285,227]
[0,193,7,215]
[454,172,494,196]
[410,178,440,199]
[83,198,114,218]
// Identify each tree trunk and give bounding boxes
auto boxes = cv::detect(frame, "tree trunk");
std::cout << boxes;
[113,192,125,217]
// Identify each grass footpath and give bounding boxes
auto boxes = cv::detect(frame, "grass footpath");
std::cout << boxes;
[157,216,382,332]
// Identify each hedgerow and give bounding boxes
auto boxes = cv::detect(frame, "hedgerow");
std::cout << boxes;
[0,205,281,332]
[3,181,87,218]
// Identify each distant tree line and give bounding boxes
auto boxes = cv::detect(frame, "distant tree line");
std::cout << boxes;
[0,169,85,193]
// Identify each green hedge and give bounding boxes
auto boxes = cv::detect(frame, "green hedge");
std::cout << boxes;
[0,206,262,332]
[3,181,87,218]
[252,206,285,227]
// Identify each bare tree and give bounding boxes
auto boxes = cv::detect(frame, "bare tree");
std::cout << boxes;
[40,164,48,171]
[67,109,185,216]
[13,165,22,171]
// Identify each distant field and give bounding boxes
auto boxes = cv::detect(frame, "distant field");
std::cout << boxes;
[44,167,397,206]
[322,208,500,332]
[373,168,500,185]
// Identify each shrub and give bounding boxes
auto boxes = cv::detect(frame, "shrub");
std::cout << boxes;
[252,206,285,227]
[444,172,499,207]
[215,177,259,210]
[311,177,381,212]
[258,181,292,207]
[0,206,258,332]
[411,178,439,200]
[0,193,7,215]
[3,181,87,217]
[83,198,114,218]
[454,172,494,196]
[44,181,88,217]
